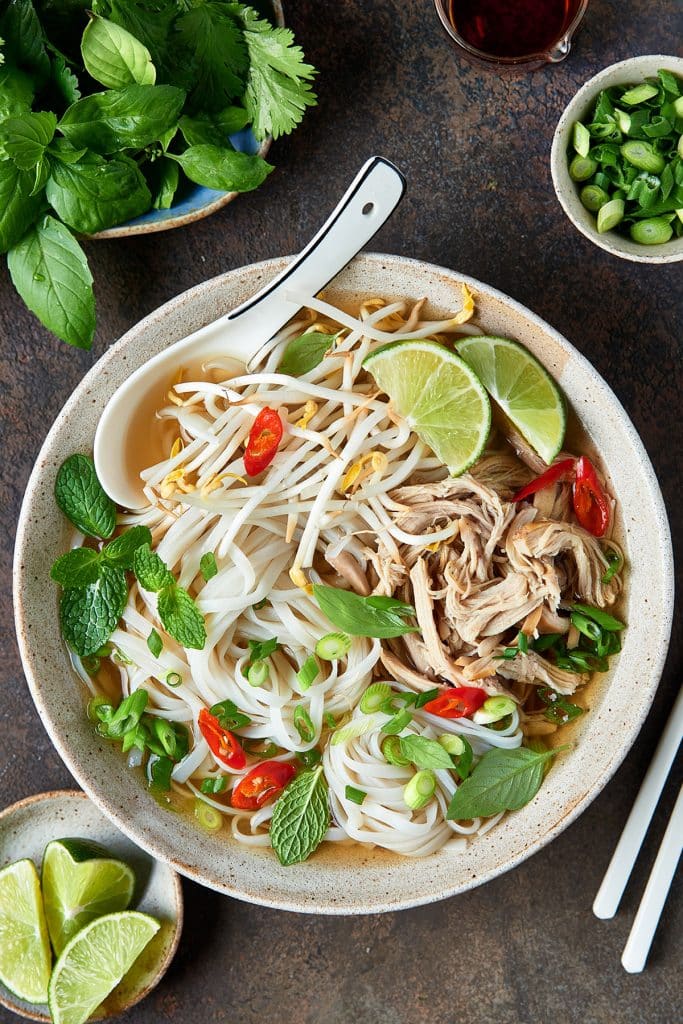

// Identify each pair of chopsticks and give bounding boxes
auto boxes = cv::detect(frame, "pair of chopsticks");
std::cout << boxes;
[593,686,682,972]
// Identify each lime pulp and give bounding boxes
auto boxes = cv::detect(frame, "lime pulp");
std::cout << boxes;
[0,858,52,1003]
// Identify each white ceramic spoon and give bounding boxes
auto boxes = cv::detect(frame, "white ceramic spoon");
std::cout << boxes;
[94,156,406,509]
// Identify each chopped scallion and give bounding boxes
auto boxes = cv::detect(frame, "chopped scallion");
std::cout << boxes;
[315,632,351,660]
[297,655,320,690]
[403,770,436,810]
[87,694,111,721]
[414,687,441,708]
[194,799,223,832]
[297,748,322,768]
[571,603,625,632]
[381,708,412,735]
[293,706,316,744]
[247,659,270,687]
[165,671,182,688]
[381,734,412,766]
[200,776,226,795]
[437,733,465,756]
[473,695,516,725]
[345,785,367,805]
[323,712,337,730]
[601,551,622,584]
[517,631,529,654]
[359,682,392,714]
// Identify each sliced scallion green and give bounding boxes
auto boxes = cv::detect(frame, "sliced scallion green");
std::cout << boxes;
[359,682,393,714]
[569,155,597,181]
[315,632,351,660]
[621,83,658,106]
[414,687,441,708]
[597,197,625,233]
[571,603,625,632]
[297,748,322,767]
[437,733,465,757]
[194,799,223,831]
[200,776,226,795]
[345,785,367,805]
[297,655,320,691]
[165,671,182,688]
[473,696,516,725]
[601,551,622,584]
[381,734,411,766]
[381,708,412,735]
[87,695,111,721]
[573,120,591,157]
[247,659,270,687]
[630,217,673,244]
[403,770,436,810]
[293,706,316,744]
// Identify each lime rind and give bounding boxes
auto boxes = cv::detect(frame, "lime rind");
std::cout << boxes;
[48,910,159,1024]
[363,339,491,475]
[455,335,566,465]
[0,858,52,1004]
[42,839,135,956]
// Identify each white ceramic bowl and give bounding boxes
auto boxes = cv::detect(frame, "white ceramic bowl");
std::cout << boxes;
[551,54,683,263]
[0,790,182,1021]
[13,254,674,914]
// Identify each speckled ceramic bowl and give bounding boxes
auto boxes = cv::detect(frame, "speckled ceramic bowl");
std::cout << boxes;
[13,254,673,914]
[551,55,683,263]
[0,790,182,1020]
[90,1,283,239]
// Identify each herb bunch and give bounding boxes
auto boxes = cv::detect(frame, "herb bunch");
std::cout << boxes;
[0,0,317,348]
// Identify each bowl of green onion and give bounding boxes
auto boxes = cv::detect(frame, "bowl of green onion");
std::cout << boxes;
[551,55,683,263]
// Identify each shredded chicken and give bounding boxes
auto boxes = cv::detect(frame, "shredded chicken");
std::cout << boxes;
[324,547,371,596]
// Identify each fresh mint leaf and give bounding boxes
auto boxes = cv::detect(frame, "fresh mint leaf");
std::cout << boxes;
[0,0,50,86]
[237,6,317,140]
[59,564,128,657]
[446,746,566,821]
[147,627,162,657]
[0,111,57,169]
[46,154,152,233]
[399,735,454,771]
[0,161,43,253]
[7,214,95,348]
[169,144,272,192]
[81,14,156,89]
[178,106,249,147]
[50,546,101,588]
[270,766,329,866]
[54,454,116,538]
[199,551,217,581]
[58,84,185,154]
[278,331,336,376]
[148,155,178,210]
[175,4,248,112]
[102,524,152,569]
[157,584,206,650]
[133,543,174,592]
[312,585,418,639]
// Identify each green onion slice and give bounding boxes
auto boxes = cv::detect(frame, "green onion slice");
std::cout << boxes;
[345,785,367,805]
[297,655,320,690]
[200,776,227,794]
[194,799,223,831]
[165,671,182,688]
[381,734,412,766]
[403,770,436,810]
[437,733,465,756]
[571,603,625,632]
[297,748,322,768]
[315,632,351,661]
[381,708,413,735]
[359,682,392,714]
[247,659,270,687]
[601,551,622,584]
[293,706,316,744]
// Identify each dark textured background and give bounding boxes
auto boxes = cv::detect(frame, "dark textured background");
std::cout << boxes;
[1,2,682,1022]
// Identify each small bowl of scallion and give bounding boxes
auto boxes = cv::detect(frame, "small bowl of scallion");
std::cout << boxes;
[551,55,683,263]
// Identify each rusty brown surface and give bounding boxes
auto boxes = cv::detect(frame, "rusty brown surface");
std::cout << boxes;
[1,1,681,1021]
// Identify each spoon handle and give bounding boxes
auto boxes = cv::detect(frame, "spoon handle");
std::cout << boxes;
[228,156,406,364]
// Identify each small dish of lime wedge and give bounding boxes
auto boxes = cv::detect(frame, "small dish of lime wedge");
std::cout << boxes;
[0,791,182,1023]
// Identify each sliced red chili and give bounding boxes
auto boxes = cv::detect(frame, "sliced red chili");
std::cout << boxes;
[422,686,488,720]
[572,456,610,537]
[244,407,283,476]
[231,760,296,810]
[512,458,576,502]
[198,708,246,770]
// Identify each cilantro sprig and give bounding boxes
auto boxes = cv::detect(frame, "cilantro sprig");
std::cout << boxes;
[51,454,207,657]
[0,1,317,348]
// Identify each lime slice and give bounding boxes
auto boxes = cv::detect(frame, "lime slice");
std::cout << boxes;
[456,336,566,465]
[42,838,135,955]
[363,340,491,475]
[48,910,160,1024]
[0,858,51,1003]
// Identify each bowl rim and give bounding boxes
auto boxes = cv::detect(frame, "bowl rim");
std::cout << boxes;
[550,53,683,264]
[0,789,183,1021]
[12,253,675,913]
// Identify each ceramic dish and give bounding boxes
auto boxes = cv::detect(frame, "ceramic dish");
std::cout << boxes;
[90,0,283,239]
[0,790,182,1020]
[551,54,683,264]
[13,253,674,914]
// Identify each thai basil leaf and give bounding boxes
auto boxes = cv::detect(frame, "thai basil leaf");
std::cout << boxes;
[0,111,57,169]
[178,106,249,148]
[0,161,43,253]
[81,15,156,88]
[0,0,50,85]
[58,84,185,154]
[169,145,272,192]
[46,154,152,233]
[278,332,336,376]
[398,735,454,770]
[446,746,565,820]
[270,766,329,866]
[312,585,418,639]
[149,156,179,210]
[7,215,95,348]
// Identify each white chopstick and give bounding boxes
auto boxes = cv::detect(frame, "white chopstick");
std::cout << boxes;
[593,686,683,921]
[621,783,683,973]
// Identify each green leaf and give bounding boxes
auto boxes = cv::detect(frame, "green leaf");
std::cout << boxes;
[58,84,185,154]
[102,525,152,569]
[157,584,206,650]
[247,636,278,663]
[148,155,178,210]
[312,585,418,639]
[59,565,128,657]
[398,734,454,770]
[446,746,565,821]
[0,161,43,253]
[199,551,217,581]
[178,106,249,147]
[237,7,317,140]
[81,14,156,89]
[175,4,248,112]
[91,0,177,82]
[48,139,88,164]
[7,215,95,348]
[133,543,174,592]
[0,111,57,169]
[0,64,34,120]
[147,627,162,657]
[50,547,101,588]
[270,766,329,866]
[169,144,272,192]
[50,53,81,105]
[46,154,152,233]
[0,0,50,85]
[278,331,336,376]
[54,454,116,538]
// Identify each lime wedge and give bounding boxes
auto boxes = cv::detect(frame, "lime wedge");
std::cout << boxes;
[48,910,160,1024]
[42,838,135,956]
[0,858,51,1003]
[363,340,491,475]
[456,336,566,465]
